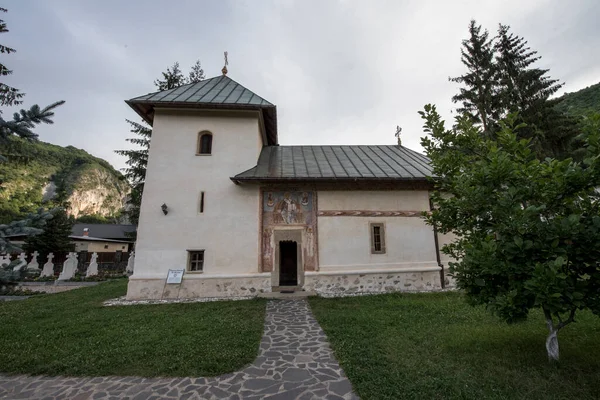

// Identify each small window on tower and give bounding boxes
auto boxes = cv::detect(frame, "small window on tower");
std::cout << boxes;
[199,191,205,213]
[198,132,213,155]
[370,223,386,254]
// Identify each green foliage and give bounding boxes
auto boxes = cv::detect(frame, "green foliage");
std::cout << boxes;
[115,119,151,227]
[556,82,600,116]
[0,101,65,144]
[188,59,205,83]
[0,280,267,377]
[0,8,64,147]
[310,292,600,400]
[0,207,51,253]
[76,214,117,224]
[0,136,128,223]
[450,21,580,159]
[420,105,600,358]
[449,20,499,135]
[153,61,186,91]
[0,7,24,108]
[24,207,74,265]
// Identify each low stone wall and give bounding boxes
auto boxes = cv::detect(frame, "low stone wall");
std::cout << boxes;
[127,270,445,300]
[304,269,442,294]
[127,274,272,300]
[17,281,99,294]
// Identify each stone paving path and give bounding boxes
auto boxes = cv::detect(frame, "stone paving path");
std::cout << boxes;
[0,300,358,399]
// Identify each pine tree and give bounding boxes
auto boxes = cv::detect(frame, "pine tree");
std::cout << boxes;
[114,120,151,227]
[188,60,205,83]
[0,7,23,108]
[450,20,499,136]
[495,24,579,159]
[451,21,581,159]
[154,62,186,91]
[0,208,52,254]
[24,207,74,265]
[0,8,64,150]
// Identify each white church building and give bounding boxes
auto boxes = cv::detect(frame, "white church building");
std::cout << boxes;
[125,72,452,300]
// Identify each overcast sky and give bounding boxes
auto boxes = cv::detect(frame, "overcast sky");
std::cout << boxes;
[3,0,600,170]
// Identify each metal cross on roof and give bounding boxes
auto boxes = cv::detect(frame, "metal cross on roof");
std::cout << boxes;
[395,125,402,146]
[222,51,229,75]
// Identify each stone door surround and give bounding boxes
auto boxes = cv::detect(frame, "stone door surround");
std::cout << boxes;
[273,228,304,288]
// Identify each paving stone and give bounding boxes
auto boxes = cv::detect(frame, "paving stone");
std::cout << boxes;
[0,299,358,399]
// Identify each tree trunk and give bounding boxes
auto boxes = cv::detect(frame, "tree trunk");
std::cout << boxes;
[545,318,560,361]
[544,308,576,362]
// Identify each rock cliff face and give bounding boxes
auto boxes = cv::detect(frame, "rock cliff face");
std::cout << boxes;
[66,167,130,219]
[0,137,130,223]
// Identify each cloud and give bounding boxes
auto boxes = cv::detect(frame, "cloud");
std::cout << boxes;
[3,0,599,170]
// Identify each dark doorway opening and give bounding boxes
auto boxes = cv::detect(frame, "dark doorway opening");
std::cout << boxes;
[279,240,298,286]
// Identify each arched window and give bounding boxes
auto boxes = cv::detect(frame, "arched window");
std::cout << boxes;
[198,132,213,155]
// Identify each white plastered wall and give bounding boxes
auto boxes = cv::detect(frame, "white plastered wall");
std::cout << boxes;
[317,190,440,273]
[130,109,262,282]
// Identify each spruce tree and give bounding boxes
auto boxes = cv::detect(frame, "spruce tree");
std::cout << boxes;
[188,60,205,83]
[0,8,61,242]
[0,8,64,148]
[495,24,579,159]
[0,7,23,108]
[114,120,151,227]
[450,20,499,136]
[451,20,581,159]
[24,207,74,266]
[154,62,186,91]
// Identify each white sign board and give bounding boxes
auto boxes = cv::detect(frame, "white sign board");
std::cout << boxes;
[166,269,185,284]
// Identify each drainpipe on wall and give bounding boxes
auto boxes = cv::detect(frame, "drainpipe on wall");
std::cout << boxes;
[429,196,445,289]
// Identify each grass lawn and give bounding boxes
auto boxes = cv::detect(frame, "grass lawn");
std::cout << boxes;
[309,292,600,400]
[0,280,266,377]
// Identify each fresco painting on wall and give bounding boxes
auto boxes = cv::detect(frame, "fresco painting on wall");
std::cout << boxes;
[262,191,317,273]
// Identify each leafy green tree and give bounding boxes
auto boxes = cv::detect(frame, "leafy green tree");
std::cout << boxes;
[76,214,113,224]
[421,105,600,361]
[449,20,499,136]
[24,207,74,265]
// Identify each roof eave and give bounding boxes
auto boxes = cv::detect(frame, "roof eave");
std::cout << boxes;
[230,176,435,184]
[125,100,278,145]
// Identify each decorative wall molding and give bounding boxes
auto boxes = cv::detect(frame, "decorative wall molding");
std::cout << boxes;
[317,210,426,217]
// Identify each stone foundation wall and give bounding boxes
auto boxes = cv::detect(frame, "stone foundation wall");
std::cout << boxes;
[127,274,272,300]
[304,270,442,294]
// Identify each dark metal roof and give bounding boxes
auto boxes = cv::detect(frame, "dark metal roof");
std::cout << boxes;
[232,145,433,182]
[69,236,132,243]
[126,75,278,145]
[129,75,273,106]
[71,224,136,241]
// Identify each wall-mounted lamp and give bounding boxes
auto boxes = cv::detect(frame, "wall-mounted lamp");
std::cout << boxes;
[161,203,168,215]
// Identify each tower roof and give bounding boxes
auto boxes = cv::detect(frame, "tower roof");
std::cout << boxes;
[126,75,278,145]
